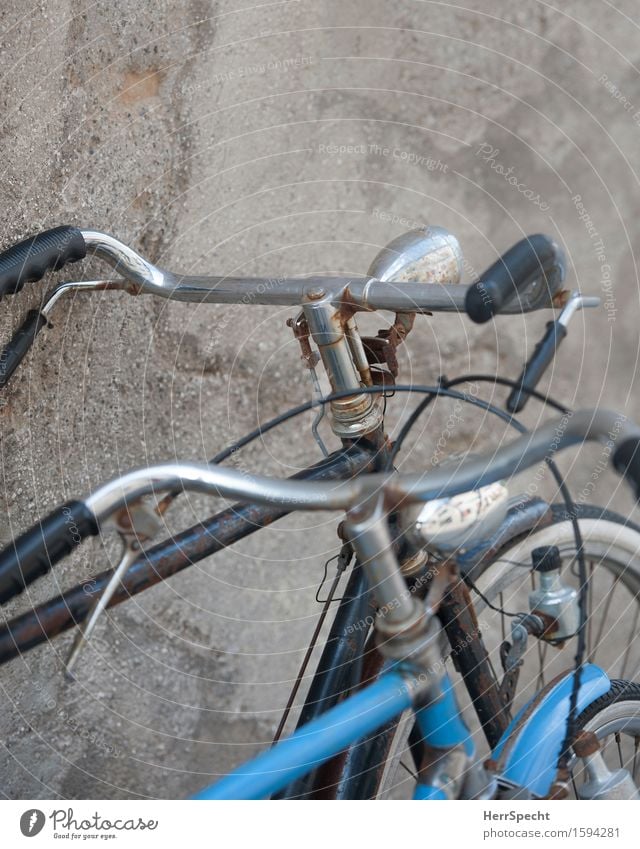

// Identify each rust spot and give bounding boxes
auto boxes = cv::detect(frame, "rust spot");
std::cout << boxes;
[573,730,600,758]
[552,288,571,308]
[119,69,164,104]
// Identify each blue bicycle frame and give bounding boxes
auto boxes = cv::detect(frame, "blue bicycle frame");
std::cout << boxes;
[192,663,611,800]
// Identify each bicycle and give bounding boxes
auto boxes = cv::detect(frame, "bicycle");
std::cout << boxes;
[0,224,639,800]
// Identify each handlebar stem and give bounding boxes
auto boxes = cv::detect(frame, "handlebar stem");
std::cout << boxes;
[302,294,383,440]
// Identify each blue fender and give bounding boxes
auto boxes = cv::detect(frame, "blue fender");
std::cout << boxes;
[491,663,610,797]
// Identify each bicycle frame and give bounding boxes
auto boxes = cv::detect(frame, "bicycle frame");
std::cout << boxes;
[0,487,553,797]
[192,664,611,800]
[0,225,630,800]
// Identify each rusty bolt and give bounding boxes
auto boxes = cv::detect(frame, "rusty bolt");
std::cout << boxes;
[306,287,326,300]
[573,730,600,758]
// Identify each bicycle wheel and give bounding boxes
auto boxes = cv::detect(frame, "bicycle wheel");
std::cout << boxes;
[375,504,640,799]
[570,679,640,798]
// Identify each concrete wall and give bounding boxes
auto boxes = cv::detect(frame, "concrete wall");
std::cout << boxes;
[1,1,639,798]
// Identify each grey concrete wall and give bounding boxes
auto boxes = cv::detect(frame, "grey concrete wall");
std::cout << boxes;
[1,1,639,798]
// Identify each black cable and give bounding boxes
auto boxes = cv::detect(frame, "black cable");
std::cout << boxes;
[447,375,584,770]
[379,373,584,774]
[385,373,569,473]
[212,376,584,775]
[443,373,570,415]
[464,576,521,618]
[272,565,345,746]
[211,383,520,464]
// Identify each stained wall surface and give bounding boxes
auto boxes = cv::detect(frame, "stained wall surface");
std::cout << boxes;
[1,1,639,798]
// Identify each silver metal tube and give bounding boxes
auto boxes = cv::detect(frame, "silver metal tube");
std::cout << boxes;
[303,299,362,393]
[41,280,129,317]
[343,498,417,625]
[302,297,382,438]
[84,408,639,519]
[84,462,364,518]
[344,316,373,386]
[81,230,169,292]
[78,230,554,315]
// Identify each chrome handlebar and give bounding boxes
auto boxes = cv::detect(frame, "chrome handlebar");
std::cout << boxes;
[62,229,557,315]
[85,408,638,521]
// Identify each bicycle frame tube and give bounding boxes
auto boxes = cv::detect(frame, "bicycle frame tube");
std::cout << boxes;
[413,674,474,800]
[309,497,554,798]
[192,670,415,800]
[192,664,613,800]
[275,564,371,799]
[192,669,479,801]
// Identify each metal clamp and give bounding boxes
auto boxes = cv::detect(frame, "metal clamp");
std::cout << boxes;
[64,499,163,678]
[556,290,601,327]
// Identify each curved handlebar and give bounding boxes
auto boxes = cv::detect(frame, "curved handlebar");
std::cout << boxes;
[82,408,639,514]
[0,407,638,605]
[0,227,565,315]
[0,227,567,388]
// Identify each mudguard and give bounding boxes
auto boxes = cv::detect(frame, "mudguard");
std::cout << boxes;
[491,664,611,797]
[455,496,552,580]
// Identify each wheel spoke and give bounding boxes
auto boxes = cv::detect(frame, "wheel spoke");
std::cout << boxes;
[570,773,579,799]
[615,732,624,768]
[536,640,547,691]
[588,573,620,663]
[587,560,594,658]
[381,514,640,800]
[399,760,417,782]
[621,601,640,679]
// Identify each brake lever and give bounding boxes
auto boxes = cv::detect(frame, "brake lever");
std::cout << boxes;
[64,498,163,679]
[0,279,128,391]
[506,291,600,414]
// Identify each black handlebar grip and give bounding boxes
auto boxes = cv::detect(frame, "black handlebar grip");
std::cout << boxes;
[0,226,86,298]
[0,309,49,389]
[465,234,564,324]
[613,438,640,501]
[506,320,568,414]
[0,501,99,604]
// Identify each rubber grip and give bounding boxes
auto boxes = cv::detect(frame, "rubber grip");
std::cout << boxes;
[0,310,48,389]
[0,501,99,604]
[0,226,86,298]
[506,320,568,413]
[613,438,640,501]
[465,234,564,324]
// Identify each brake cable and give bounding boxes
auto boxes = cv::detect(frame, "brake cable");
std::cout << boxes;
[381,372,584,777]
[271,543,354,746]
[206,374,584,777]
